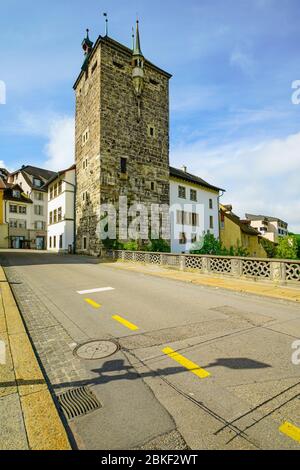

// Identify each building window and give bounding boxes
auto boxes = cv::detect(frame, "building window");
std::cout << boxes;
[178,186,186,199]
[82,191,89,202]
[49,237,52,248]
[220,212,225,230]
[18,220,27,229]
[59,235,63,249]
[10,205,17,213]
[179,232,187,245]
[191,234,197,243]
[58,207,62,222]
[120,157,127,174]
[50,186,54,200]
[58,181,62,194]
[190,189,197,202]
[12,190,21,198]
[35,221,44,230]
[19,206,26,214]
[148,125,156,138]
[209,199,213,209]
[53,236,56,248]
[49,212,53,225]
[53,209,57,223]
[209,216,214,229]
[82,128,90,146]
[83,237,87,250]
[35,192,43,201]
[33,178,42,188]
[176,210,185,225]
[191,213,199,227]
[9,220,18,228]
[151,182,155,191]
[34,205,43,216]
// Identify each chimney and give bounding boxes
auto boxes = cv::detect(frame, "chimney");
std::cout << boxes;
[181,165,187,173]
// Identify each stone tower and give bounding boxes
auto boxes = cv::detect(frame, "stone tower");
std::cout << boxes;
[74,22,171,255]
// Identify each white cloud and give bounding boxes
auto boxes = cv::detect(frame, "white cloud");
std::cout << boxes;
[5,111,75,172]
[171,131,300,233]
[44,116,75,171]
[230,48,255,76]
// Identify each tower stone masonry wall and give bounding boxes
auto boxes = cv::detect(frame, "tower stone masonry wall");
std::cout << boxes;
[74,35,171,255]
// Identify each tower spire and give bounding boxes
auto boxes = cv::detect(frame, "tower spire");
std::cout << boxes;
[133,20,143,57]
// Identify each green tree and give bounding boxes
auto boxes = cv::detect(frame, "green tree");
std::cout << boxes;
[260,238,276,258]
[190,233,228,256]
[275,235,298,260]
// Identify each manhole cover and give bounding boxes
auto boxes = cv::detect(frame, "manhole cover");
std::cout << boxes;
[74,340,118,360]
[57,386,102,420]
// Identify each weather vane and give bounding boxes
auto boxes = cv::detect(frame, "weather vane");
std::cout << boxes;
[103,12,108,36]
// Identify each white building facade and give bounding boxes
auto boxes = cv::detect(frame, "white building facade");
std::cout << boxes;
[47,165,76,253]
[169,167,223,253]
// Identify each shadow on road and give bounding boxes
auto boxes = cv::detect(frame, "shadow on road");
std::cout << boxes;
[0,250,108,267]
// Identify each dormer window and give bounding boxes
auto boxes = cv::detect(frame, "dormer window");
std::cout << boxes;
[33,178,42,188]
[12,190,21,198]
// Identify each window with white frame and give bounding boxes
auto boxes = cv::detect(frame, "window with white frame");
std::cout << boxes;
[19,206,26,214]
[190,189,197,202]
[34,205,43,216]
[9,205,17,213]
[35,221,45,230]
[178,185,186,199]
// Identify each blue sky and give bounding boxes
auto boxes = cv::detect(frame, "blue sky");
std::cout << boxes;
[1,0,300,231]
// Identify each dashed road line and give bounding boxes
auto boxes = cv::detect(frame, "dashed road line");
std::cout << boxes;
[77,287,115,295]
[162,347,210,379]
[84,298,102,309]
[279,421,300,444]
[112,315,139,331]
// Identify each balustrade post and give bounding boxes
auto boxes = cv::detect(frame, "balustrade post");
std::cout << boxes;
[179,255,186,271]
[231,258,242,278]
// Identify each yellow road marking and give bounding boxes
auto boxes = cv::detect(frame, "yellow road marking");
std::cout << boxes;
[279,421,300,444]
[112,315,139,331]
[84,298,101,309]
[162,347,210,379]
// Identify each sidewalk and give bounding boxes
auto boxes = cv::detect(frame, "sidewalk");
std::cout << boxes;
[104,261,300,303]
[0,266,71,450]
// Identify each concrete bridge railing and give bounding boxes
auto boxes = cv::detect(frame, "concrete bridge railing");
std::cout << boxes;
[106,250,300,285]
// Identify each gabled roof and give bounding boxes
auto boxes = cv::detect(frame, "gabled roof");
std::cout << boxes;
[245,213,288,224]
[170,166,225,193]
[3,184,33,204]
[221,207,260,236]
[44,164,76,187]
[10,165,56,192]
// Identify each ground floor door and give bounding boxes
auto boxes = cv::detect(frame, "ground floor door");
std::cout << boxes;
[36,236,45,250]
[11,237,25,249]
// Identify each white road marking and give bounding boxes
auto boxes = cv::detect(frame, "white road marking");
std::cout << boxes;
[77,287,115,295]
[0,340,6,365]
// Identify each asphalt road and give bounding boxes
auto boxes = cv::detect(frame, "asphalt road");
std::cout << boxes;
[1,250,300,450]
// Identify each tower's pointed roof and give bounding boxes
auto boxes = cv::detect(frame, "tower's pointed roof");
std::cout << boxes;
[133,20,143,56]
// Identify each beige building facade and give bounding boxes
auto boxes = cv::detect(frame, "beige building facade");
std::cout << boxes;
[245,214,288,243]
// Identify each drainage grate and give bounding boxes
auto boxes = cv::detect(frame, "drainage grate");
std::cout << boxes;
[57,386,102,420]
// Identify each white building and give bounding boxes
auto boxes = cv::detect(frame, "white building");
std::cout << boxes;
[245,214,288,243]
[169,166,224,253]
[46,165,76,253]
[7,166,56,249]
